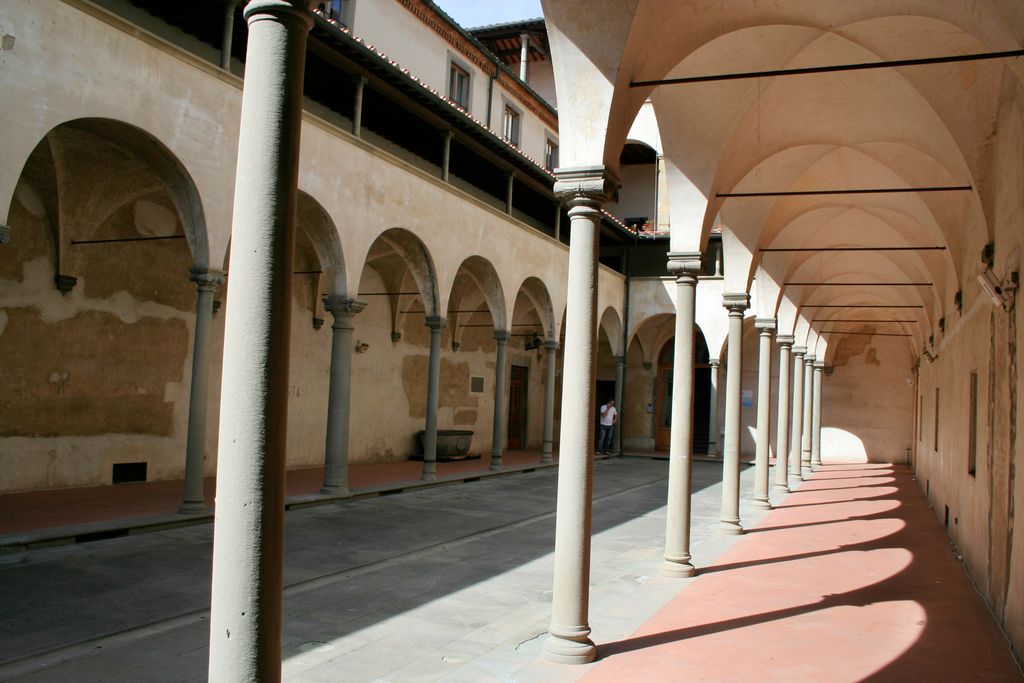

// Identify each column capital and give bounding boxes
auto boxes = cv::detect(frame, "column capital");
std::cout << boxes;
[709,357,720,367]
[323,296,366,327]
[425,315,447,331]
[804,354,816,363]
[754,317,776,331]
[493,329,510,343]
[776,334,795,347]
[542,339,558,351]
[243,0,315,26]
[722,292,750,314]
[813,360,825,369]
[552,165,619,209]
[613,355,626,366]
[666,251,703,281]
[190,268,227,291]
[792,345,807,356]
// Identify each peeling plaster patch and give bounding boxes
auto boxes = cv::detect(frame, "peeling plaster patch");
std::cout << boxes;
[2,35,15,51]
[0,257,190,324]
[865,347,881,366]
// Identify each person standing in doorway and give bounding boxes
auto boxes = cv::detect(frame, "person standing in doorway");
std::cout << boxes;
[598,399,618,455]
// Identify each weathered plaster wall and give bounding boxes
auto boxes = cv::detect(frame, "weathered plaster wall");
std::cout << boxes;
[0,1,623,491]
[913,71,1024,659]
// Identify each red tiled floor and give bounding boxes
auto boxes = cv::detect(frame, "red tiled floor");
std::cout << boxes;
[0,449,554,534]
[584,463,1023,682]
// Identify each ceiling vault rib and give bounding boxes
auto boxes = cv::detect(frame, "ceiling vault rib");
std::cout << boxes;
[718,186,970,198]
[630,48,1024,87]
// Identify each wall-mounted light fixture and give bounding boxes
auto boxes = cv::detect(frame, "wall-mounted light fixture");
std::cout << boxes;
[355,341,370,353]
[977,267,1016,311]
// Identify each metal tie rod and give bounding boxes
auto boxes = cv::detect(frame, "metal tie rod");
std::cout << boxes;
[719,186,969,198]
[631,48,1024,87]
[761,246,946,252]
[785,282,932,286]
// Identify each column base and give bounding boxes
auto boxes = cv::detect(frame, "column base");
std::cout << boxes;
[718,520,744,536]
[540,455,553,465]
[178,500,207,515]
[801,466,813,479]
[751,497,771,509]
[772,483,791,494]
[319,485,350,497]
[788,474,803,488]
[660,558,696,578]
[811,462,822,470]
[543,632,596,665]
[421,469,438,482]
[490,458,503,472]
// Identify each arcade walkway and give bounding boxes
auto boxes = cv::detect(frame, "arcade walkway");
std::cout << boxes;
[0,459,1020,682]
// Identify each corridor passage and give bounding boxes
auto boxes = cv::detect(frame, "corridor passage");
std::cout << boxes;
[0,459,1018,682]
[583,464,1023,682]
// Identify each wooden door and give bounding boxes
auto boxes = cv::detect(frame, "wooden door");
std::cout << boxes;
[507,365,529,450]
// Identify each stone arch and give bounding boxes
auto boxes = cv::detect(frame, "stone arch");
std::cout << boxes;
[446,255,507,352]
[510,276,557,343]
[8,118,210,270]
[0,118,209,491]
[357,227,441,341]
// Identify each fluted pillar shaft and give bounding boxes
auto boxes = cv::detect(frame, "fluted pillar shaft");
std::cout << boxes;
[789,347,806,487]
[180,268,226,514]
[812,361,824,469]
[719,293,749,535]
[801,354,815,478]
[320,296,366,495]
[708,359,720,456]
[422,316,446,481]
[541,340,557,464]
[544,167,617,665]
[661,253,701,577]
[773,336,794,493]
[490,330,509,470]
[208,2,313,679]
[612,355,625,454]
[752,318,774,509]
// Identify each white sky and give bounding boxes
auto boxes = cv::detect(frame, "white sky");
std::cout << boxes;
[434,0,544,29]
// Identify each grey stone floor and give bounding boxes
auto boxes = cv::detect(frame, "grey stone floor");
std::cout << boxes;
[0,457,771,682]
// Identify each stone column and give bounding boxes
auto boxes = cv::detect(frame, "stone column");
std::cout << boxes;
[812,360,824,469]
[180,269,227,514]
[752,318,774,509]
[320,296,366,495]
[773,335,794,493]
[490,329,509,471]
[612,355,625,454]
[541,340,557,464]
[789,347,806,488]
[661,252,702,577]
[543,167,617,665]
[422,315,446,481]
[801,354,815,478]
[208,2,312,680]
[719,293,749,535]
[707,358,720,456]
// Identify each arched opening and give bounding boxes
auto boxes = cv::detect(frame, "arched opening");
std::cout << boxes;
[654,327,711,453]
[1,118,208,492]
